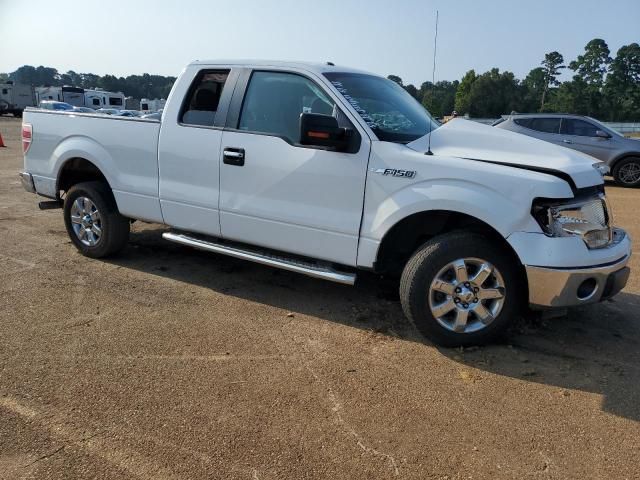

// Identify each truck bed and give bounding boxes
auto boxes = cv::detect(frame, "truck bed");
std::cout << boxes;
[22,108,164,223]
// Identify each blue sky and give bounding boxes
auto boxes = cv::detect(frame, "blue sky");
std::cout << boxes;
[1,0,639,85]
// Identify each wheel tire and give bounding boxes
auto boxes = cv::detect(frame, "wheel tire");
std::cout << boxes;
[63,181,130,258]
[612,157,640,188]
[400,232,523,347]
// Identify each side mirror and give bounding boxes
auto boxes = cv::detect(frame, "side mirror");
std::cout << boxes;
[300,113,351,151]
[595,130,611,139]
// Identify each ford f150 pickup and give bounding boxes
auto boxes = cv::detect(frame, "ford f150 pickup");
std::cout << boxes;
[20,60,632,346]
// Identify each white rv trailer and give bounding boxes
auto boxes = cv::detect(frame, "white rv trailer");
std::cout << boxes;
[140,98,166,113]
[35,86,86,107]
[0,83,37,117]
[84,89,125,110]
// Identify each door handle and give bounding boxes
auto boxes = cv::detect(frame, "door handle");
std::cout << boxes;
[562,139,573,144]
[223,148,245,166]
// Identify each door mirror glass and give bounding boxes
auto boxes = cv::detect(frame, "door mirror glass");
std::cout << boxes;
[595,129,611,139]
[300,113,351,151]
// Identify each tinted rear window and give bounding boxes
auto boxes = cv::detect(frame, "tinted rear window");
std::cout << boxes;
[528,118,561,134]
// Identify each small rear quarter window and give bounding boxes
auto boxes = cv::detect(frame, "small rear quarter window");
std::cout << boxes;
[513,118,533,128]
[180,70,230,127]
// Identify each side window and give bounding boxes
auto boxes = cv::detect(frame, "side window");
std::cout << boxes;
[562,119,599,137]
[529,118,561,134]
[1,89,8,95]
[180,70,230,127]
[109,96,123,106]
[238,71,335,144]
[92,98,100,106]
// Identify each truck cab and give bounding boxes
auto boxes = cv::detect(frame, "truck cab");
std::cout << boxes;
[19,60,632,346]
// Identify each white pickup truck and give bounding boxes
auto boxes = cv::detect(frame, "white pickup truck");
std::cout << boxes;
[20,60,631,346]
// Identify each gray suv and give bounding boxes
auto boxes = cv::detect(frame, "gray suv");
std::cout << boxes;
[495,113,640,187]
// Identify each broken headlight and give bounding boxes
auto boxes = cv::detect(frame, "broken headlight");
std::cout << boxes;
[532,195,612,249]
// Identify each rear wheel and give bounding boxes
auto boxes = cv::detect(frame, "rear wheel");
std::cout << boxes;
[613,157,640,187]
[63,181,130,258]
[400,232,522,347]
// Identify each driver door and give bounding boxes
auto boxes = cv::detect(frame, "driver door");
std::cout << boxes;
[218,70,370,266]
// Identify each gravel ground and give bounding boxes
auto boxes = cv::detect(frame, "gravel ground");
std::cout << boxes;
[1,116,639,480]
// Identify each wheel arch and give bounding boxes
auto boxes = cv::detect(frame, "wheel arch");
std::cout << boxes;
[52,135,117,197]
[374,210,526,282]
[56,157,113,199]
[610,152,640,170]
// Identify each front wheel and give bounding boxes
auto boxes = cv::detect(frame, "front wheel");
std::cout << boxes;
[400,232,523,347]
[613,157,640,187]
[63,181,130,258]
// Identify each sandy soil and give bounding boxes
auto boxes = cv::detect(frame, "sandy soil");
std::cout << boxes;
[1,116,639,479]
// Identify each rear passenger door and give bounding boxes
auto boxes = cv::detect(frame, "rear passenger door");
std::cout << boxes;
[218,69,370,266]
[158,68,237,236]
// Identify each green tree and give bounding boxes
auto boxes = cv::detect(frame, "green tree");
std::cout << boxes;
[421,80,459,117]
[466,69,522,117]
[569,39,611,116]
[80,73,100,89]
[547,76,591,115]
[604,43,640,120]
[570,39,611,86]
[59,70,83,87]
[404,83,419,100]
[99,74,123,92]
[540,51,565,110]
[4,64,177,101]
[387,75,403,86]
[454,70,477,115]
[522,67,546,111]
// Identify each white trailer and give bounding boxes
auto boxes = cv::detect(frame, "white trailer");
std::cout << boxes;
[35,86,85,106]
[84,89,125,110]
[0,83,36,117]
[61,86,85,107]
[35,86,62,102]
[140,98,166,113]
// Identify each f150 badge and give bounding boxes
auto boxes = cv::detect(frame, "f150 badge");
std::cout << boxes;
[371,168,416,179]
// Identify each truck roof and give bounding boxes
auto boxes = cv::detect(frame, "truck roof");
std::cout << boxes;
[188,59,373,76]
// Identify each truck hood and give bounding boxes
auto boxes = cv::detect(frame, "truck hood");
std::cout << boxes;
[406,119,603,189]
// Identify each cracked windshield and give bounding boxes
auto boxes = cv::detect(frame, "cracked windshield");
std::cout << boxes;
[325,72,439,143]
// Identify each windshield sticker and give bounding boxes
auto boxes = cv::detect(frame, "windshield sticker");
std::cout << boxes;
[330,81,378,129]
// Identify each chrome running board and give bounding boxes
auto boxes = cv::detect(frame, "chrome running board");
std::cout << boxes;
[162,232,356,285]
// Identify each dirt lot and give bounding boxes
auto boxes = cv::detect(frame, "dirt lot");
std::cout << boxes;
[0,116,639,479]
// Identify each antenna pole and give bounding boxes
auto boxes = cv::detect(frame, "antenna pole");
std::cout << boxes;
[426,10,439,156]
